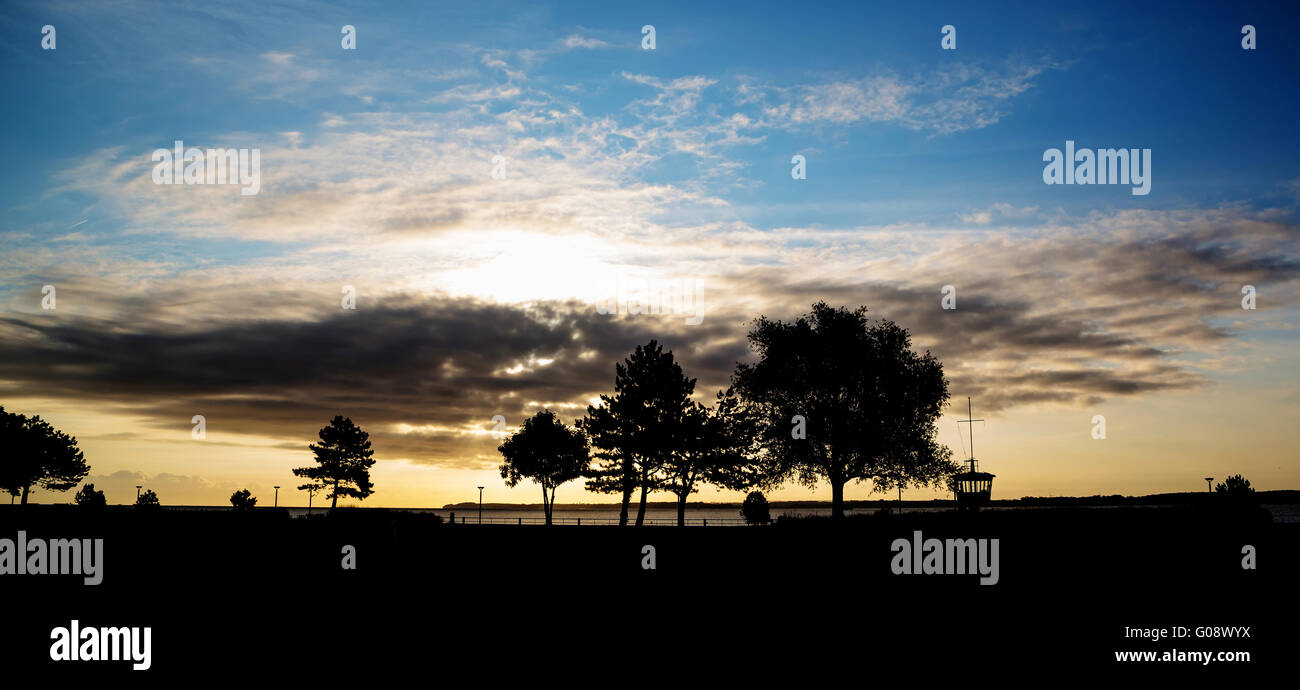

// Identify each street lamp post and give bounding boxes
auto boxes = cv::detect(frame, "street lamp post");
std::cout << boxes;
[477,486,484,524]
[1204,477,1214,493]
[273,486,280,507]
[135,485,142,501]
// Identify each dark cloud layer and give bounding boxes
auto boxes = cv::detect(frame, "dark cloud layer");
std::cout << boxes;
[0,296,740,468]
[2,219,1296,469]
[727,218,1299,412]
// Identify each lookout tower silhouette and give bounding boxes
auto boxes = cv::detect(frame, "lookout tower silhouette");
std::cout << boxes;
[954,397,994,512]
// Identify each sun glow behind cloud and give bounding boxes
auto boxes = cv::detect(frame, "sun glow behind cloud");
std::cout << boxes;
[430,230,619,304]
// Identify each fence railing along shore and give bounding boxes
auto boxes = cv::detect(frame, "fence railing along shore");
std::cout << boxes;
[443,513,753,526]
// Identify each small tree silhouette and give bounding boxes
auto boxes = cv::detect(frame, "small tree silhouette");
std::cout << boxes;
[134,489,160,510]
[581,340,692,527]
[230,488,258,511]
[73,483,107,508]
[741,491,770,525]
[299,484,321,516]
[293,416,376,509]
[498,410,590,525]
[663,389,765,526]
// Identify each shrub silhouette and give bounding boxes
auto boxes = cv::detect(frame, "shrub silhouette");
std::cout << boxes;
[230,488,258,511]
[135,489,160,510]
[741,491,770,525]
[73,483,107,508]
[1214,474,1255,503]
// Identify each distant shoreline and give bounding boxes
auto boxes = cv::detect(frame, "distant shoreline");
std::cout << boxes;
[22,489,1294,511]
[441,489,1300,511]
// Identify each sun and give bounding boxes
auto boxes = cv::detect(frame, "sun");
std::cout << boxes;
[431,229,620,304]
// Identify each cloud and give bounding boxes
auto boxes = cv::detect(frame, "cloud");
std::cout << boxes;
[260,51,296,66]
[58,470,241,506]
[0,294,740,469]
[721,211,1300,412]
[750,59,1063,135]
[4,10,1295,483]
[3,207,1296,470]
[560,35,609,50]
[959,203,1040,225]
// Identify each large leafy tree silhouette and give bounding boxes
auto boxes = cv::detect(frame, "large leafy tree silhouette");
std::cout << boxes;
[731,302,957,518]
[0,406,90,505]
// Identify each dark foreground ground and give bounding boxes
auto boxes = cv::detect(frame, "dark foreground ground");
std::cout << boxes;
[0,503,1294,680]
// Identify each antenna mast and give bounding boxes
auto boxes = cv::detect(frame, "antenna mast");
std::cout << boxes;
[957,396,983,473]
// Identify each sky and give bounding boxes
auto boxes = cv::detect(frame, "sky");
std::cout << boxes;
[1,0,1297,508]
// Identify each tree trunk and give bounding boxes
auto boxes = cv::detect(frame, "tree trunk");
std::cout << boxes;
[542,485,552,526]
[20,484,30,506]
[676,493,687,527]
[831,479,845,519]
[331,480,339,509]
[635,470,649,526]
[618,481,632,527]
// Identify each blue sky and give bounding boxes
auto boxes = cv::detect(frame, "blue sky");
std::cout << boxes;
[1,0,1298,506]
[4,0,1298,238]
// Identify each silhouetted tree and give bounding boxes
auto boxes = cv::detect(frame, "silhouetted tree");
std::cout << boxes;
[578,402,638,527]
[706,387,769,491]
[230,488,258,511]
[0,407,24,501]
[135,489,160,510]
[661,389,763,526]
[498,410,590,525]
[299,484,322,516]
[73,483,107,508]
[731,303,955,518]
[581,341,694,526]
[660,402,713,526]
[293,416,376,509]
[0,406,90,505]
[741,491,770,525]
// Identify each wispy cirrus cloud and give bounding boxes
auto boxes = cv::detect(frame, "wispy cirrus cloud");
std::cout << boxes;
[741,59,1064,135]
